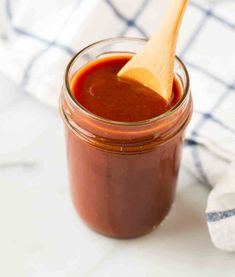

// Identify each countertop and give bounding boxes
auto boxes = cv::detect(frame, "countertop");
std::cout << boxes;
[0,72,234,277]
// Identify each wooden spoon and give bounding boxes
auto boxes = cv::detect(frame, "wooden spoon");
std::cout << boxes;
[118,0,188,101]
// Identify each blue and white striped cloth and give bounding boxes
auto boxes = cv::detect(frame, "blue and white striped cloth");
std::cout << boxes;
[0,0,235,251]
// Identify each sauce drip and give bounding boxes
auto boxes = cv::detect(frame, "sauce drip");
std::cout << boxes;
[71,56,181,122]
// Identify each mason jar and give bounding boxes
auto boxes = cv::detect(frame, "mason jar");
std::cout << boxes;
[60,37,192,238]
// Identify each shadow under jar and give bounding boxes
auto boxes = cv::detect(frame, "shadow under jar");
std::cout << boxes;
[60,37,193,238]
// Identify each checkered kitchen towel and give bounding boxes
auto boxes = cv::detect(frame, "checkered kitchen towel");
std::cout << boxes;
[0,0,235,251]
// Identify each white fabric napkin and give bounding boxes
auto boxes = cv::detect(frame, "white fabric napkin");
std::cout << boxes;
[0,0,235,251]
[206,161,235,252]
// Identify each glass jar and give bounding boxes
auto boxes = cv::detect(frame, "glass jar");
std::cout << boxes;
[60,37,192,238]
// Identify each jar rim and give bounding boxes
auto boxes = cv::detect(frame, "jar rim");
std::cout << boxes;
[64,37,190,127]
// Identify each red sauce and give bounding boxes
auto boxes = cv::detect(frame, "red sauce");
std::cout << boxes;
[61,54,192,238]
[71,56,181,122]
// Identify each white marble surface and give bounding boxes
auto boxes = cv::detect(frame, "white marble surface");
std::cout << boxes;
[0,72,234,277]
